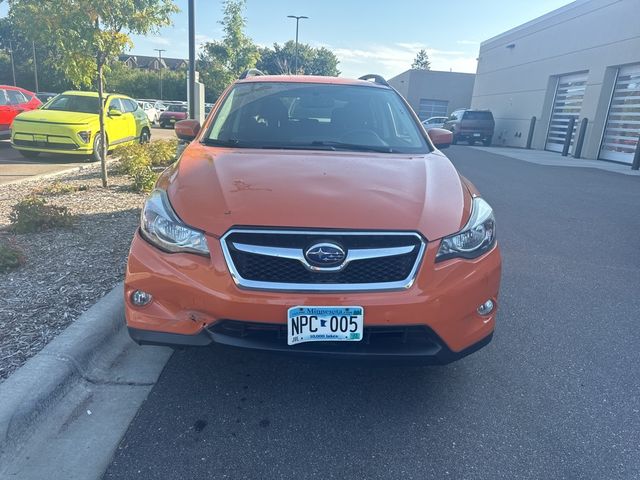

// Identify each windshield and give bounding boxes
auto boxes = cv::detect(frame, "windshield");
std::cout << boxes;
[205,82,430,154]
[167,105,187,112]
[43,94,100,114]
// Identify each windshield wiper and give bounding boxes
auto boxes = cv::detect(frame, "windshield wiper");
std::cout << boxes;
[201,138,253,148]
[309,141,396,153]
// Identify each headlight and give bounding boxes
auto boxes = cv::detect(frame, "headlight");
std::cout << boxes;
[78,131,91,143]
[436,197,496,262]
[140,189,209,256]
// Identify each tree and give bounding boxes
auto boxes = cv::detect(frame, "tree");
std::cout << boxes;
[198,0,259,101]
[0,17,74,92]
[8,0,178,187]
[412,49,431,70]
[105,62,187,101]
[256,41,340,76]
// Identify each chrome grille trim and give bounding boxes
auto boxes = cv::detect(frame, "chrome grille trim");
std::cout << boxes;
[220,228,426,292]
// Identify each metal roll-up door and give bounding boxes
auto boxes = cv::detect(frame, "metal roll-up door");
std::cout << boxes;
[545,72,588,153]
[599,63,640,164]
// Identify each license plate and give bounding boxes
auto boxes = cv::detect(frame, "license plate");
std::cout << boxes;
[287,306,364,345]
[473,133,481,137]
[169,118,176,123]
[34,134,47,142]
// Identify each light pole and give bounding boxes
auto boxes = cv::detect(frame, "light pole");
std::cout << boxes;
[32,41,39,92]
[154,48,166,100]
[8,40,16,86]
[188,0,196,119]
[287,15,308,74]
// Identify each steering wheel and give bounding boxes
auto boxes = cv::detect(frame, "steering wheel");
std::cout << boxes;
[339,129,388,146]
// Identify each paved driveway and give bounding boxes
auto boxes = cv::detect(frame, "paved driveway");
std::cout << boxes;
[104,146,640,480]
[0,126,177,185]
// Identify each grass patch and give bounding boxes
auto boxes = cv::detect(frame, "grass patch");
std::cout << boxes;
[9,196,73,233]
[0,239,25,273]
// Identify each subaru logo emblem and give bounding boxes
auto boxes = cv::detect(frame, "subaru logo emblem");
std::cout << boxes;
[304,243,346,267]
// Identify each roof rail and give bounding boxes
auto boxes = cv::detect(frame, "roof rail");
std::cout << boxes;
[239,68,265,79]
[358,74,389,87]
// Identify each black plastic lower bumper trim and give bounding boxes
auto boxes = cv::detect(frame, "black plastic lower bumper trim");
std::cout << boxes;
[128,323,493,364]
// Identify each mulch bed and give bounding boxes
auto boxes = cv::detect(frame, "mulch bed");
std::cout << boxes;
[0,164,146,381]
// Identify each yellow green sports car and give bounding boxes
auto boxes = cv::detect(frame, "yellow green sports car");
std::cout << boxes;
[11,91,151,161]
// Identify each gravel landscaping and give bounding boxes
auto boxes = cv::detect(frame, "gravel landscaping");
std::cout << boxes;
[0,163,147,381]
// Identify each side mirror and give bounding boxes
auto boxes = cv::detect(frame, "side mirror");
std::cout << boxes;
[108,107,122,117]
[427,127,453,150]
[175,119,201,142]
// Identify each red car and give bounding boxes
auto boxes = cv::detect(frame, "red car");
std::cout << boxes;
[158,104,188,128]
[0,86,42,138]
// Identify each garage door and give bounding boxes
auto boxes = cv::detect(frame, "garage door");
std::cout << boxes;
[545,72,588,153]
[599,63,640,164]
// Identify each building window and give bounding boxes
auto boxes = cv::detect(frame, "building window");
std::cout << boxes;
[417,99,449,120]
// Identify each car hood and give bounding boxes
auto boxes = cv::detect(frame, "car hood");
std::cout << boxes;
[163,145,472,240]
[14,109,96,125]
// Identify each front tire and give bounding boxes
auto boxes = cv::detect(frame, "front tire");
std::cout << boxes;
[91,133,107,163]
[139,128,151,144]
[18,150,40,159]
[483,136,492,147]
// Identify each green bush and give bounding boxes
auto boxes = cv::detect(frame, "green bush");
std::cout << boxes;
[0,239,25,273]
[148,139,179,167]
[9,196,73,233]
[114,140,177,193]
[114,143,150,176]
[130,166,159,193]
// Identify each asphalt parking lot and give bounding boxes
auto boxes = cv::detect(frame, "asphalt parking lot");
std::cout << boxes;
[104,146,640,480]
[0,126,176,185]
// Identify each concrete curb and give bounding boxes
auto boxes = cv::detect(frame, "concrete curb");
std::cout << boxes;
[1,158,118,187]
[0,282,124,459]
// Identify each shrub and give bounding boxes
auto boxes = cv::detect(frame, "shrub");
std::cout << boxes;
[32,181,89,196]
[9,196,73,233]
[114,143,150,176]
[148,139,179,167]
[130,166,159,193]
[114,140,178,193]
[0,239,25,273]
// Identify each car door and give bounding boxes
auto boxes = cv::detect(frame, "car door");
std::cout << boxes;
[0,89,11,133]
[105,97,130,145]
[122,98,144,139]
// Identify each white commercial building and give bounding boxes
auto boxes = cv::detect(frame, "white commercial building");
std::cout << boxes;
[471,0,640,165]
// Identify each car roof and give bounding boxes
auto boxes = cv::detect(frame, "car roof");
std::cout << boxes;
[0,85,32,92]
[60,90,130,98]
[236,75,390,89]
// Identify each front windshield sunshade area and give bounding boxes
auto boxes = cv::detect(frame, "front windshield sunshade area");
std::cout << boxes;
[44,95,100,114]
[205,82,430,154]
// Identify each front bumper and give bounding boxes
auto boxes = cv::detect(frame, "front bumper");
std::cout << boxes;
[125,231,501,360]
[128,322,494,364]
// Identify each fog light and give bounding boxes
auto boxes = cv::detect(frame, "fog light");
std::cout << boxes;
[77,131,91,143]
[131,290,152,306]
[477,299,494,316]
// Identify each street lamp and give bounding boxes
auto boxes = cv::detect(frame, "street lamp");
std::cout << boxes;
[8,40,16,86]
[154,48,166,100]
[287,15,308,74]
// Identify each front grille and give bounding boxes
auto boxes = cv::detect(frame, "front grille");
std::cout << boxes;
[221,229,426,291]
[13,139,78,150]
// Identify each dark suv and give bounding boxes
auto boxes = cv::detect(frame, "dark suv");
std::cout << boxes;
[444,109,495,146]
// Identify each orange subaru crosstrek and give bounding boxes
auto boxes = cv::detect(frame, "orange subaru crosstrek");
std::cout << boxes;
[124,72,501,363]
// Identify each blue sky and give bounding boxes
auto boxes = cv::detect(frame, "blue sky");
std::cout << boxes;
[2,0,574,79]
